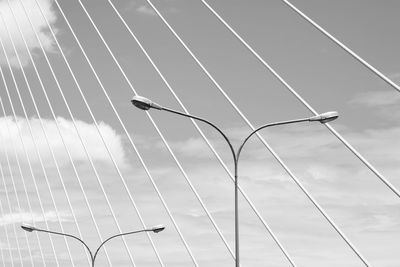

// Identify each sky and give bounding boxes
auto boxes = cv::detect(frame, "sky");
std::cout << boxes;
[0,0,399,266]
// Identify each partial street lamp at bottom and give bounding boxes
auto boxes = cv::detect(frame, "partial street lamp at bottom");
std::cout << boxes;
[21,224,165,266]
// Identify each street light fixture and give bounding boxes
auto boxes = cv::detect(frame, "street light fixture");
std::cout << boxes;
[21,225,37,232]
[131,95,338,267]
[151,225,166,233]
[21,224,165,266]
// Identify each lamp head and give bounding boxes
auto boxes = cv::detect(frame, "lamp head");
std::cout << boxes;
[151,225,165,233]
[131,96,163,111]
[21,225,36,232]
[309,111,338,124]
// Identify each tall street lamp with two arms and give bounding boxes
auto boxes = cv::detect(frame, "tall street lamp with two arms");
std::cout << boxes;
[131,95,338,267]
[21,224,165,266]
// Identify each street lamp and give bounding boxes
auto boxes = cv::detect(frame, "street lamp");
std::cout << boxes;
[131,95,338,267]
[21,224,165,266]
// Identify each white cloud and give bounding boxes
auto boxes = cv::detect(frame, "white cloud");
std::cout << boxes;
[0,0,58,68]
[0,116,128,169]
[0,210,71,225]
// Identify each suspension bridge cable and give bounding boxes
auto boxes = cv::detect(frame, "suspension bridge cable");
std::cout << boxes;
[0,99,48,267]
[23,3,127,267]
[34,0,155,265]
[107,1,297,265]
[0,144,16,267]
[281,0,400,93]
[199,0,400,200]
[77,0,235,262]
[18,2,123,266]
[6,1,95,265]
[141,1,371,265]
[0,19,75,267]
[1,13,78,266]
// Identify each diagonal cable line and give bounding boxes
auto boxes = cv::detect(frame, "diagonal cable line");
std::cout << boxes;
[139,0,371,265]
[75,0,236,262]
[17,1,126,266]
[1,12,77,266]
[23,0,130,266]
[6,1,95,265]
[33,0,159,265]
[0,17,73,267]
[199,0,400,200]
[281,0,400,93]
[107,1,296,265]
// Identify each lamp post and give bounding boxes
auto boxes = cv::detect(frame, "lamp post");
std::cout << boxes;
[131,95,338,267]
[21,224,165,266]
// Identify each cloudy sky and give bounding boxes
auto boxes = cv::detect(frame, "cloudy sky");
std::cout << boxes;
[0,0,399,266]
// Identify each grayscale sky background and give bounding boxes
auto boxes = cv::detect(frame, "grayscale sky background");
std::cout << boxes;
[0,0,399,266]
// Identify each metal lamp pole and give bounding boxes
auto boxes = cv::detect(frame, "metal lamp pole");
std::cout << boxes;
[21,224,165,266]
[131,95,338,267]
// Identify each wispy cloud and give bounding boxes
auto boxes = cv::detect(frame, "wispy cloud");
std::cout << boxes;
[0,210,72,226]
[349,90,400,107]
[0,0,58,68]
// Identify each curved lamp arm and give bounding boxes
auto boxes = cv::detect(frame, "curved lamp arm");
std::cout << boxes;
[236,117,311,161]
[26,227,94,261]
[92,229,148,263]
